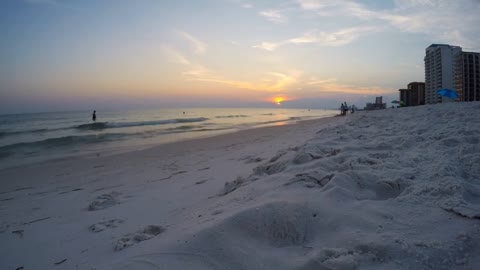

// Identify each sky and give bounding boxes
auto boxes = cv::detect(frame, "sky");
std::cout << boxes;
[1,0,480,114]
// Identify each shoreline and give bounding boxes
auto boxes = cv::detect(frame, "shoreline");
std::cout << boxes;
[0,115,338,173]
[0,108,337,172]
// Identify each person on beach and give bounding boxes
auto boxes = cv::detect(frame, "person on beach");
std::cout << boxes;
[92,110,97,121]
[343,102,349,116]
[351,105,356,114]
[340,103,345,116]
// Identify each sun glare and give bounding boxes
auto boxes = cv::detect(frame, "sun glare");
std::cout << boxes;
[273,97,284,105]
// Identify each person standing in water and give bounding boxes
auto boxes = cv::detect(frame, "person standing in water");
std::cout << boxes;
[92,110,97,121]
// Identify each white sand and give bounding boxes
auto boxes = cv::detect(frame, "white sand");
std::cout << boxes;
[1,102,479,270]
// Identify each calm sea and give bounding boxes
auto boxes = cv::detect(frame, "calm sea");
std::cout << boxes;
[0,108,336,169]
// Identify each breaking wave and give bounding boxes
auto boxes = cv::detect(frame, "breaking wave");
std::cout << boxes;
[75,117,209,130]
[215,115,249,118]
[0,133,129,155]
[0,128,52,138]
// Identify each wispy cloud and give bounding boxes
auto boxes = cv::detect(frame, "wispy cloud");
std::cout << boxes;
[189,71,300,92]
[161,46,191,65]
[307,78,337,85]
[296,0,480,49]
[253,42,281,51]
[192,72,297,92]
[297,0,376,19]
[229,40,240,46]
[303,77,390,95]
[385,1,480,49]
[242,3,253,9]
[162,44,300,92]
[161,46,214,79]
[182,65,214,78]
[178,31,207,54]
[259,10,288,23]
[254,26,378,51]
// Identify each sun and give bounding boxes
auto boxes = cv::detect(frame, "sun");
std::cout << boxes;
[273,97,284,105]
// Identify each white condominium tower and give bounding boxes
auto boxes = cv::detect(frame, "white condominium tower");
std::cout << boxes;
[424,44,462,104]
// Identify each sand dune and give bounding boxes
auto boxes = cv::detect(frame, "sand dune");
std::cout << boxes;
[1,103,479,269]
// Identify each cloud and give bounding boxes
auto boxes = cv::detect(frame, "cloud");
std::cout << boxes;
[242,3,253,8]
[189,71,300,92]
[297,27,378,46]
[252,42,281,51]
[182,65,214,78]
[266,71,301,91]
[178,31,207,54]
[253,26,379,51]
[302,77,390,95]
[297,0,376,19]
[296,0,480,50]
[189,70,388,97]
[161,46,191,65]
[161,46,215,79]
[386,1,480,49]
[162,44,300,93]
[307,78,338,85]
[259,10,288,23]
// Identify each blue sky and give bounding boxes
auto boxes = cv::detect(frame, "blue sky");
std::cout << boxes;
[1,0,479,113]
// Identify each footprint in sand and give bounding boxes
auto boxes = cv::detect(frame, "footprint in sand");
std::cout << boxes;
[286,172,334,188]
[88,192,121,211]
[195,179,208,185]
[211,209,224,216]
[240,155,264,164]
[89,219,124,232]
[115,225,165,251]
[219,177,246,196]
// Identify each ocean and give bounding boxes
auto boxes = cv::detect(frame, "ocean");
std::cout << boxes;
[0,108,336,169]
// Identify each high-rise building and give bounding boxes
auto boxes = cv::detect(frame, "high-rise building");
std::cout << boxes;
[408,82,425,106]
[398,82,425,106]
[455,51,480,101]
[424,44,462,104]
[399,88,408,106]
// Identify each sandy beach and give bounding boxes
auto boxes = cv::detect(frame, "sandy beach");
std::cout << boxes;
[1,102,479,270]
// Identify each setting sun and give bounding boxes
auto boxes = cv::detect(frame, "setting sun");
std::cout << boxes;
[273,97,285,105]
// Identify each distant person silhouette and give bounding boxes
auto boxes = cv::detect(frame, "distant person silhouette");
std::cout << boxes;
[92,110,96,122]
[343,102,348,116]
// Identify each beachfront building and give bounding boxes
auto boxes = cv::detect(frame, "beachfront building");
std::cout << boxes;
[424,44,462,104]
[399,82,425,107]
[455,51,480,101]
[365,96,386,110]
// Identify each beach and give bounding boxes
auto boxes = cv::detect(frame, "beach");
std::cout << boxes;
[1,102,479,270]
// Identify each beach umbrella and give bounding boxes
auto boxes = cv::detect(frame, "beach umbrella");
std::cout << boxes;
[391,100,400,104]
[437,89,459,99]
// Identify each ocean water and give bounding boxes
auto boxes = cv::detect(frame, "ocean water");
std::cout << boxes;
[0,108,336,169]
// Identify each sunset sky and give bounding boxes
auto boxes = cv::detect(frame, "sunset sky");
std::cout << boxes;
[1,0,479,114]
